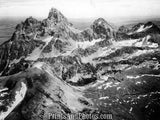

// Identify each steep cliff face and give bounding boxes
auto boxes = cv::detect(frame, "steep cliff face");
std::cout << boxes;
[0,7,160,120]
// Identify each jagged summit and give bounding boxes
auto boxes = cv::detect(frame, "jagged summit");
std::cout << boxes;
[91,17,115,38]
[93,18,113,28]
[130,23,144,32]
[47,7,68,24]
[24,16,39,27]
[128,21,160,36]
[144,21,160,33]
[145,21,154,26]
[41,7,73,38]
[118,25,129,33]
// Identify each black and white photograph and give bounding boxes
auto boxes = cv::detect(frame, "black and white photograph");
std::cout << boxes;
[0,0,160,120]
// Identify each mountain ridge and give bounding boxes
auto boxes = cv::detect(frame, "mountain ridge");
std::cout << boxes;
[0,7,160,120]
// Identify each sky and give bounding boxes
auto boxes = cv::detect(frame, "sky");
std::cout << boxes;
[0,0,160,21]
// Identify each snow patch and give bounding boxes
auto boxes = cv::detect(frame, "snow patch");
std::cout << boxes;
[128,25,152,35]
[0,92,8,97]
[32,62,45,70]
[99,96,109,100]
[104,82,114,89]
[135,81,141,85]
[129,107,133,113]
[117,87,121,90]
[127,76,141,79]
[92,79,106,87]
[132,35,158,48]
[0,88,8,93]
[112,39,138,47]
[77,38,102,49]
[127,74,160,79]
[136,25,152,33]
[42,36,53,46]
[9,57,23,66]
[127,49,154,59]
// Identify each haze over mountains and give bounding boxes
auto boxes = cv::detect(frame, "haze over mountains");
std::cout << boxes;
[0,7,160,120]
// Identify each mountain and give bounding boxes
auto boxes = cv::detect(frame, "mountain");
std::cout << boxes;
[1,7,160,120]
[117,22,160,45]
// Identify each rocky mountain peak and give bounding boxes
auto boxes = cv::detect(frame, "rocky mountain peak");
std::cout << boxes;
[15,17,39,31]
[118,25,129,33]
[129,21,160,36]
[11,16,42,42]
[93,18,113,29]
[144,21,160,32]
[131,23,144,31]
[47,7,68,24]
[91,18,115,38]
[24,16,39,26]
[145,21,154,27]
[41,7,72,38]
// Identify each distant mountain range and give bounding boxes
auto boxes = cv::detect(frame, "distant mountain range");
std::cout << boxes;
[0,8,160,120]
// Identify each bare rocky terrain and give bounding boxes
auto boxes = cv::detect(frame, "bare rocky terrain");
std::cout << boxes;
[0,8,160,120]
